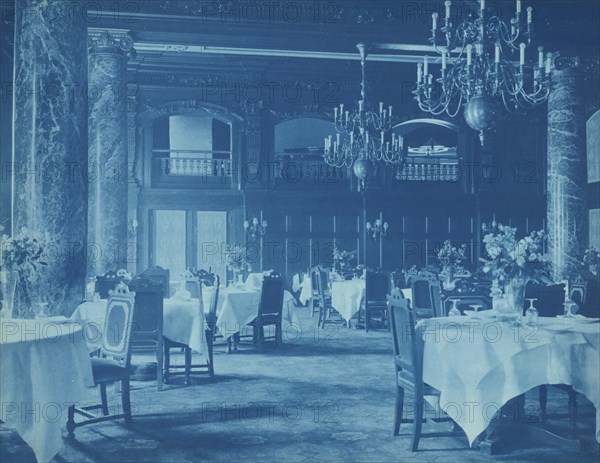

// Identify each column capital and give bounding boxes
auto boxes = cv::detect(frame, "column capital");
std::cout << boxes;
[88,28,135,58]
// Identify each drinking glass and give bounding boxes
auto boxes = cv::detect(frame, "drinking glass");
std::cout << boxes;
[470,304,483,320]
[448,299,461,317]
[562,301,576,318]
[525,298,539,326]
[35,302,49,319]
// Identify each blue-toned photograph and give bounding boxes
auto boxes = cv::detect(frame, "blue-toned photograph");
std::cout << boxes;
[0,1,599,462]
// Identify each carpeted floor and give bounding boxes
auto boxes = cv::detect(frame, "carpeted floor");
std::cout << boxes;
[2,307,599,463]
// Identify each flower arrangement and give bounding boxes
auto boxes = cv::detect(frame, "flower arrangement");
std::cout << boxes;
[582,246,599,273]
[225,244,252,273]
[332,248,358,273]
[479,222,549,284]
[0,226,47,273]
[437,240,467,269]
[1,226,47,318]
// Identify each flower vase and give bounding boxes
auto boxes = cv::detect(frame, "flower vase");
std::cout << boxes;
[498,278,528,323]
[442,267,456,291]
[236,272,244,286]
[0,270,18,319]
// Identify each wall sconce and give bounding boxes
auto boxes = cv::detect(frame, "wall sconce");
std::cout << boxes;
[128,217,139,236]
[366,218,388,240]
[244,216,267,239]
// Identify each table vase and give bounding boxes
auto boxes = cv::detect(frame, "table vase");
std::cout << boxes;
[497,278,528,323]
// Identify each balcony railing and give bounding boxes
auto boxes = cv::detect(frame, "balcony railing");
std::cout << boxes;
[395,161,460,182]
[152,150,232,187]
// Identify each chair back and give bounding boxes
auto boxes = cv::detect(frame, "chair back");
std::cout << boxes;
[569,276,587,307]
[258,274,285,318]
[366,270,389,303]
[137,265,170,294]
[411,276,443,318]
[205,275,220,332]
[310,267,321,297]
[101,282,136,367]
[128,276,164,345]
[388,289,421,378]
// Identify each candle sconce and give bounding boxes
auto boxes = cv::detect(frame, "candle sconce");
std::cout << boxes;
[244,216,267,240]
[366,218,388,240]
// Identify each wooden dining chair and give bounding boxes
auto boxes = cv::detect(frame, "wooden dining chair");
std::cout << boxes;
[388,288,462,451]
[362,270,390,332]
[249,274,285,351]
[309,266,323,319]
[164,275,220,382]
[128,276,165,391]
[67,282,136,438]
[410,276,443,319]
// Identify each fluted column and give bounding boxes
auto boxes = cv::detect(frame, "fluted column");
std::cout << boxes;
[547,57,587,281]
[87,29,134,277]
[12,0,88,316]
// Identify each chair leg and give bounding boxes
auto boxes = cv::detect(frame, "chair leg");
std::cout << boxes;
[227,337,233,353]
[257,326,264,352]
[66,405,76,438]
[394,385,405,436]
[121,378,132,423]
[365,307,370,332]
[157,337,164,391]
[276,323,283,347]
[207,332,215,377]
[410,394,424,452]
[184,347,191,386]
[100,384,109,416]
[539,385,547,424]
[163,343,171,384]
[568,389,577,436]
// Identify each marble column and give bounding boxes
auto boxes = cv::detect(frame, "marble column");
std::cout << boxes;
[87,30,134,277]
[12,0,88,316]
[547,57,587,281]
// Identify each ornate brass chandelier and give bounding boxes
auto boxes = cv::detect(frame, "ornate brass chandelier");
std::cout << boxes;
[413,0,552,143]
[324,43,403,184]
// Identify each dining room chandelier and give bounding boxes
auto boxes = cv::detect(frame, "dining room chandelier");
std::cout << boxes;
[413,0,552,144]
[324,43,404,184]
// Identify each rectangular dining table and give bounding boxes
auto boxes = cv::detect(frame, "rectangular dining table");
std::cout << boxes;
[0,317,94,463]
[419,312,600,451]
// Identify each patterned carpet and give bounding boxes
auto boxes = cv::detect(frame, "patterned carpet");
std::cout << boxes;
[2,307,599,463]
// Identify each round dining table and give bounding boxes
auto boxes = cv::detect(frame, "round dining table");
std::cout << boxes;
[0,317,94,463]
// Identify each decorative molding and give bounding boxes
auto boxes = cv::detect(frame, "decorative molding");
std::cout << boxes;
[88,28,136,58]
[268,104,326,123]
[138,99,241,123]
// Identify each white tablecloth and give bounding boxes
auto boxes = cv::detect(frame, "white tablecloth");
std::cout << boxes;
[330,279,365,322]
[210,286,298,338]
[299,273,312,305]
[0,318,94,463]
[72,296,208,356]
[420,315,600,446]
[244,273,265,290]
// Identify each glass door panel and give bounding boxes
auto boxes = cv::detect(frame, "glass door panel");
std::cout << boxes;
[197,211,227,284]
[154,210,187,279]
